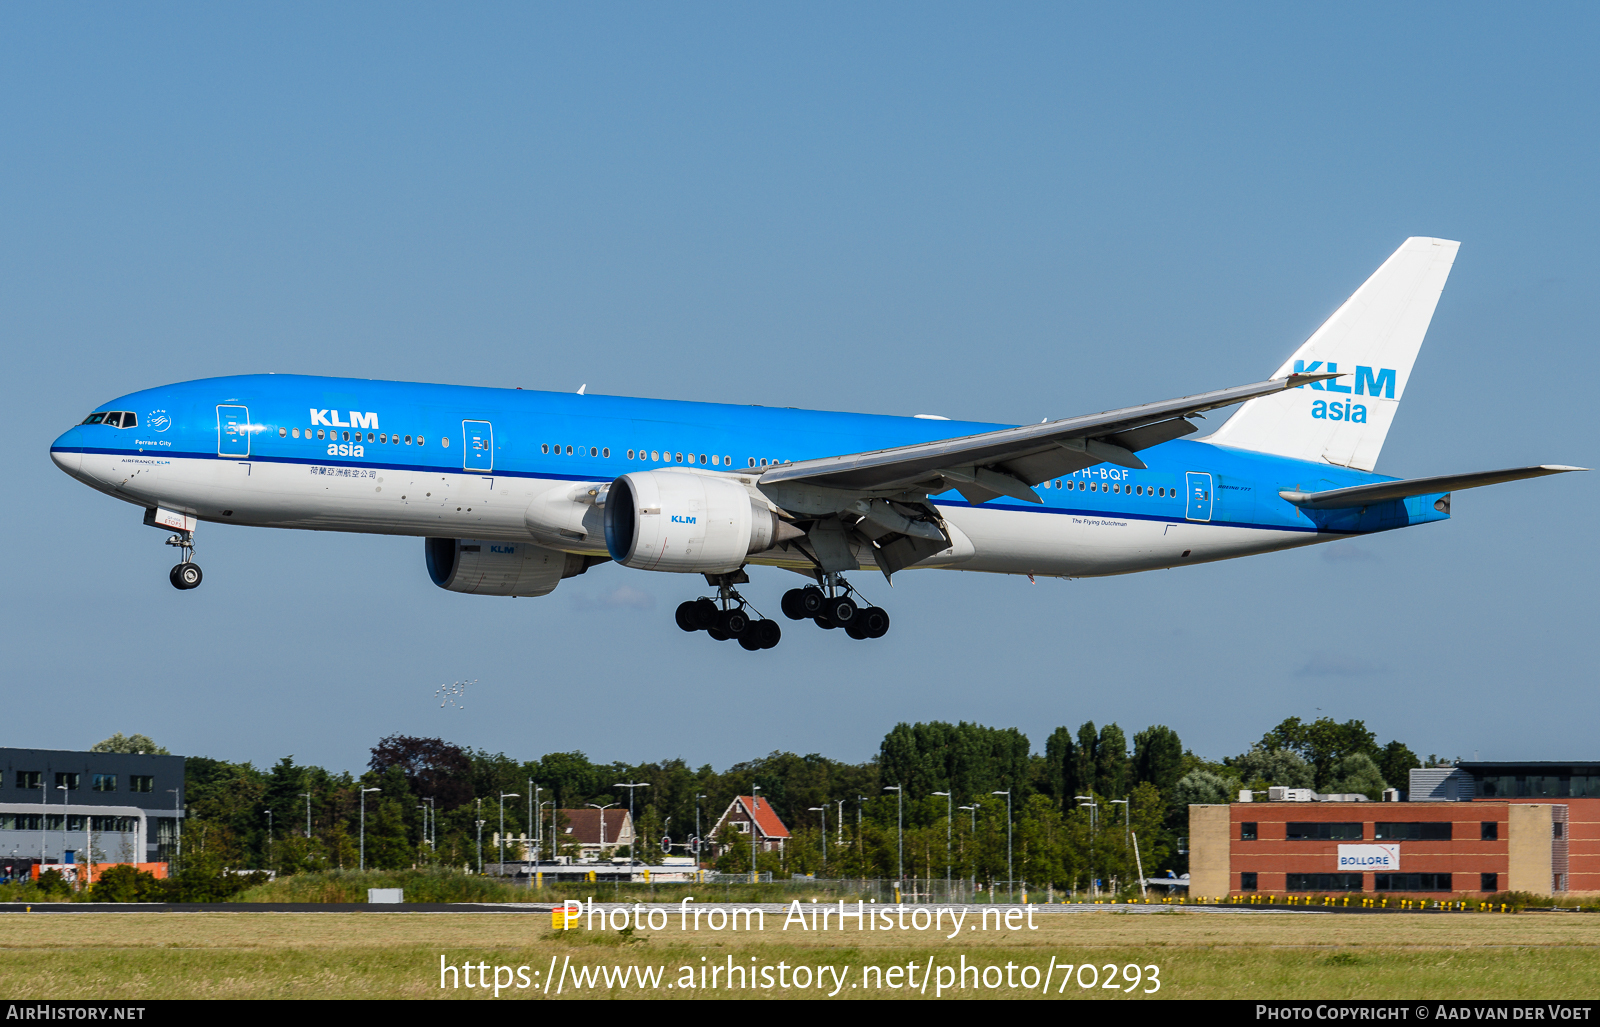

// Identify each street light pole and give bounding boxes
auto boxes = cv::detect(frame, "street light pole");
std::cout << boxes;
[694,794,706,868]
[749,786,762,880]
[1075,796,1099,898]
[613,783,650,862]
[1110,797,1130,894]
[37,780,46,868]
[587,803,619,859]
[883,786,903,887]
[359,787,381,871]
[498,793,520,872]
[992,791,1012,901]
[529,782,537,862]
[56,784,68,873]
[475,799,485,873]
[932,791,951,894]
[959,803,979,895]
[167,787,182,869]
[300,793,312,839]
[807,806,827,873]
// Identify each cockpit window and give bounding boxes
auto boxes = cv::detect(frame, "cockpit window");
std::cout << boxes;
[82,413,107,425]
[119,412,136,428]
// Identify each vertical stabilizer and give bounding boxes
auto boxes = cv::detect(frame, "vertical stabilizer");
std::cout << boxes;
[1208,237,1459,471]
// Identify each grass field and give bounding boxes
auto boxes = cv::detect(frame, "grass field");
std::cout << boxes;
[1,909,1596,1000]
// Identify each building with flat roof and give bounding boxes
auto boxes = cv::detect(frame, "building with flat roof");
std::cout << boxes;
[1191,798,1587,898]
[0,747,184,873]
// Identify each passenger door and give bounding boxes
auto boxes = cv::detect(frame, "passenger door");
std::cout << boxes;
[1185,471,1213,522]
[463,420,494,472]
[217,405,250,457]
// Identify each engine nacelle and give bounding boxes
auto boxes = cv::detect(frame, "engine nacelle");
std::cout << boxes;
[424,537,594,596]
[603,471,788,573]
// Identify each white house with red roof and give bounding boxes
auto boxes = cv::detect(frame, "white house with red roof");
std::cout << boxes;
[710,795,791,858]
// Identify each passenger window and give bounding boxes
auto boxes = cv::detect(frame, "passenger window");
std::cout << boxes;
[723,455,731,466]
[590,447,598,457]
[698,454,706,464]
[565,445,573,455]
[379,434,386,443]
[602,448,610,458]
[278,427,286,437]
[317,429,325,440]
[651,451,659,461]
[542,444,549,454]
[405,435,412,444]
[749,458,756,467]
[418,437,425,446]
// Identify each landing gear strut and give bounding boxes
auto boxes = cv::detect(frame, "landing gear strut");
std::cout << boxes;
[166,531,202,590]
[676,573,781,651]
[781,574,889,639]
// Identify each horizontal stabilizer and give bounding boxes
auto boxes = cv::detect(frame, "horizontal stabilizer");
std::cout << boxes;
[1279,465,1586,510]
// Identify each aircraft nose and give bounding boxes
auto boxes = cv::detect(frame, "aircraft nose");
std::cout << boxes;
[50,427,84,475]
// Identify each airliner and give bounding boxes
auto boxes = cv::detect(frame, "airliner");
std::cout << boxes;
[49,238,1581,650]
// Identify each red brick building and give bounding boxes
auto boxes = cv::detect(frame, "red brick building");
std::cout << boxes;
[1459,762,1599,894]
[1190,799,1581,898]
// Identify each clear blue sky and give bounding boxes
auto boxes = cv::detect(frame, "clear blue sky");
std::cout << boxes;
[5,3,1595,774]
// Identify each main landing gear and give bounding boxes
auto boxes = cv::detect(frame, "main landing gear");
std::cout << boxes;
[676,575,782,651]
[166,530,202,590]
[781,575,890,640]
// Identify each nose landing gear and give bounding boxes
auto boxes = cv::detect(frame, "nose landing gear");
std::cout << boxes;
[782,575,889,639]
[675,573,781,650]
[166,530,202,590]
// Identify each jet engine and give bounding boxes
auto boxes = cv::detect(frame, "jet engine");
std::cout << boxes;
[424,537,597,596]
[603,470,798,573]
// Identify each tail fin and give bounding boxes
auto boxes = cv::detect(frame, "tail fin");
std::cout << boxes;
[1208,237,1460,470]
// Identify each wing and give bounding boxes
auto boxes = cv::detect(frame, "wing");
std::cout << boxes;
[1279,465,1586,510]
[758,373,1338,506]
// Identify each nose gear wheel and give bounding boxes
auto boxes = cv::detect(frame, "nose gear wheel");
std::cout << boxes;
[164,530,203,590]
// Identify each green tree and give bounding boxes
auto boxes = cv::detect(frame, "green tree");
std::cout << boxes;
[1074,723,1098,800]
[1325,753,1386,800]
[1131,725,1184,795]
[1172,770,1233,806]
[1232,745,1314,790]
[1377,741,1420,792]
[90,733,170,755]
[1042,727,1077,810]
[1096,723,1128,797]
[1256,716,1379,790]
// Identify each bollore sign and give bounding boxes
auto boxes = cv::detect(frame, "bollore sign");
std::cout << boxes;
[1337,844,1399,871]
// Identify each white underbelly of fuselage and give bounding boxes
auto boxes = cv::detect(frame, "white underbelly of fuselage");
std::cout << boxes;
[90,454,1327,579]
